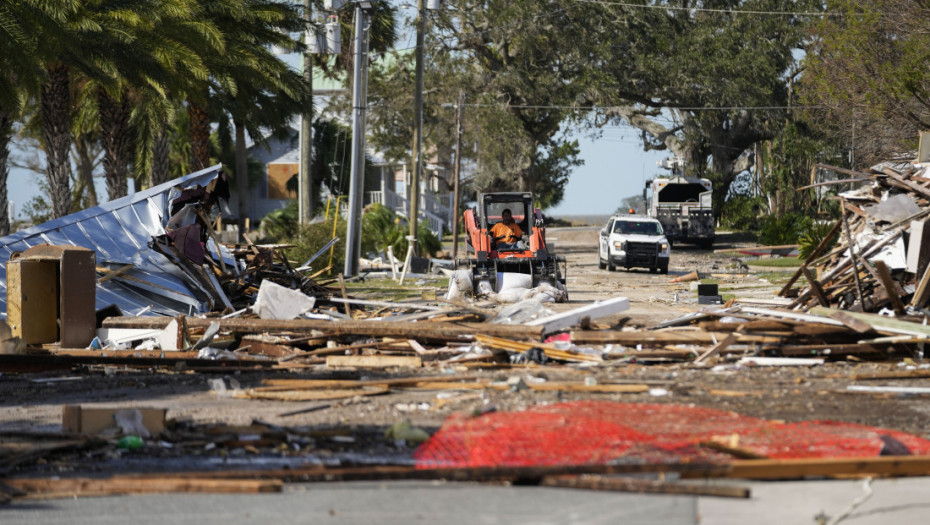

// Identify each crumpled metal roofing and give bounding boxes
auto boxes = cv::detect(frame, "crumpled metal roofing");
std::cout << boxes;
[0,164,232,319]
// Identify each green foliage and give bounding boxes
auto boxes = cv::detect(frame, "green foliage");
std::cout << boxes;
[720,195,766,231]
[800,0,926,164]
[288,218,348,275]
[361,203,442,258]
[744,257,802,268]
[798,221,838,261]
[258,202,443,276]
[758,212,812,246]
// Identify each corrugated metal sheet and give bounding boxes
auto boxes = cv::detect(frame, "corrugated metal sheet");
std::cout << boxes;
[0,165,231,318]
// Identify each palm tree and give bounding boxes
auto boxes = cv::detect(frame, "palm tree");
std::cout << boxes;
[193,0,311,236]
[0,2,79,229]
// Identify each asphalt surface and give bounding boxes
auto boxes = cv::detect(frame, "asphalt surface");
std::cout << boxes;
[5,477,930,524]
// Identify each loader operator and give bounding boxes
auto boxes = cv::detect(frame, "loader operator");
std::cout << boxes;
[490,208,525,250]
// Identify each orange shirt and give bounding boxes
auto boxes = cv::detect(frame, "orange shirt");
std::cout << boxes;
[490,221,523,243]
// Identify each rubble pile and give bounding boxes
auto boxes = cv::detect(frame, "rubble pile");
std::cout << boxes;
[783,161,930,316]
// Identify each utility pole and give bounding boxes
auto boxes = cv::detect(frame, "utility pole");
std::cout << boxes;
[451,90,465,261]
[409,0,425,255]
[344,1,372,276]
[299,0,314,228]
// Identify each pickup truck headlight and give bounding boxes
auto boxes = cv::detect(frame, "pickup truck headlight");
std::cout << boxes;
[613,241,626,251]
[660,242,669,252]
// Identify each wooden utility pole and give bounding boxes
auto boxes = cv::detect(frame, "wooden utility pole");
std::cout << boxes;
[409,0,425,254]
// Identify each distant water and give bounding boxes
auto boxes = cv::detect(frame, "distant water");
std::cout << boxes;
[548,214,610,227]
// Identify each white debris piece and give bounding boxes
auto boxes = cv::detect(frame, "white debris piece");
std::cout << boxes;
[251,280,316,320]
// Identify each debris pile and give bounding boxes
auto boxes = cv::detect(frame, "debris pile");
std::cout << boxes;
[782,161,930,316]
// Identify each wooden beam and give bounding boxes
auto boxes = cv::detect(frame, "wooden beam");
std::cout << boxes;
[84,455,930,483]
[810,307,930,337]
[829,311,873,333]
[4,477,282,499]
[540,475,750,499]
[325,355,422,368]
[102,316,545,342]
[692,333,740,365]
[800,266,830,307]
[873,260,907,315]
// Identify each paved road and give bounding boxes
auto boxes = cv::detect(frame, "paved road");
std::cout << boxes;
[5,477,930,524]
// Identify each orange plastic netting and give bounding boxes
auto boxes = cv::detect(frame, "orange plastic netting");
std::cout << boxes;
[414,401,930,468]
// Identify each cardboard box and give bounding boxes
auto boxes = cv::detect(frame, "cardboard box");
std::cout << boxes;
[62,405,167,436]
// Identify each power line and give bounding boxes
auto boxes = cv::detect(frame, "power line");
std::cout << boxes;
[446,103,820,111]
[581,0,838,17]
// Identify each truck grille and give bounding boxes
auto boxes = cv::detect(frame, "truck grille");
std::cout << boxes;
[626,242,658,265]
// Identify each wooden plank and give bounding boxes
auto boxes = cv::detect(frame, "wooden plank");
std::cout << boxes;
[240,386,389,401]
[526,297,630,335]
[475,334,603,362]
[738,307,846,327]
[102,316,545,342]
[693,333,740,365]
[883,167,930,200]
[540,475,750,499]
[96,264,134,284]
[263,374,483,389]
[853,370,930,380]
[407,339,428,356]
[326,355,422,368]
[829,311,873,333]
[906,219,930,277]
[104,455,930,483]
[4,477,282,499]
[912,263,930,308]
[810,307,930,337]
[569,330,783,345]
[800,266,830,307]
[873,260,906,315]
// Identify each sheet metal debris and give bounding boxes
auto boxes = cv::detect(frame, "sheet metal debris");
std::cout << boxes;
[0,165,332,320]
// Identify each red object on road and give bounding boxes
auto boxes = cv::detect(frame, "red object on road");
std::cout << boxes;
[414,401,930,468]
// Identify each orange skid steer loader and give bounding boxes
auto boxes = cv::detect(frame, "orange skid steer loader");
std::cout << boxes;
[456,192,567,301]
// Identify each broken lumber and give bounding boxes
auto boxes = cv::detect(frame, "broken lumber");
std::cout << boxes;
[325,355,422,368]
[3,477,282,499]
[101,316,544,342]
[540,475,750,498]
[526,297,630,335]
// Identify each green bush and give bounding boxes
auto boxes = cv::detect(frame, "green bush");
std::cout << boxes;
[257,202,443,274]
[286,218,347,273]
[758,212,812,246]
[720,195,766,231]
[361,203,442,258]
[798,220,837,261]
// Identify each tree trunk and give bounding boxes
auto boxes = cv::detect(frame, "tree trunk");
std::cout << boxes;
[73,133,98,208]
[234,118,249,241]
[98,88,133,200]
[0,107,12,235]
[188,99,211,171]
[150,121,170,186]
[40,64,73,219]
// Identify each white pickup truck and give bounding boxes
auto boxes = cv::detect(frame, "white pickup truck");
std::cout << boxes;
[598,214,670,274]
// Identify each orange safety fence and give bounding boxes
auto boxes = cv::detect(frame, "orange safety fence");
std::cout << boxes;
[414,401,930,468]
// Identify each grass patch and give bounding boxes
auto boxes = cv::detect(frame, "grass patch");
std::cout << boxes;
[344,276,450,302]
[756,271,796,286]
[744,256,801,268]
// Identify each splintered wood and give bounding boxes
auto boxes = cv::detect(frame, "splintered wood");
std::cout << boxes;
[784,162,930,315]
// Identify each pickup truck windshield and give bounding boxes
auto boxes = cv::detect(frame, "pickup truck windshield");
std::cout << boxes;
[614,221,662,235]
